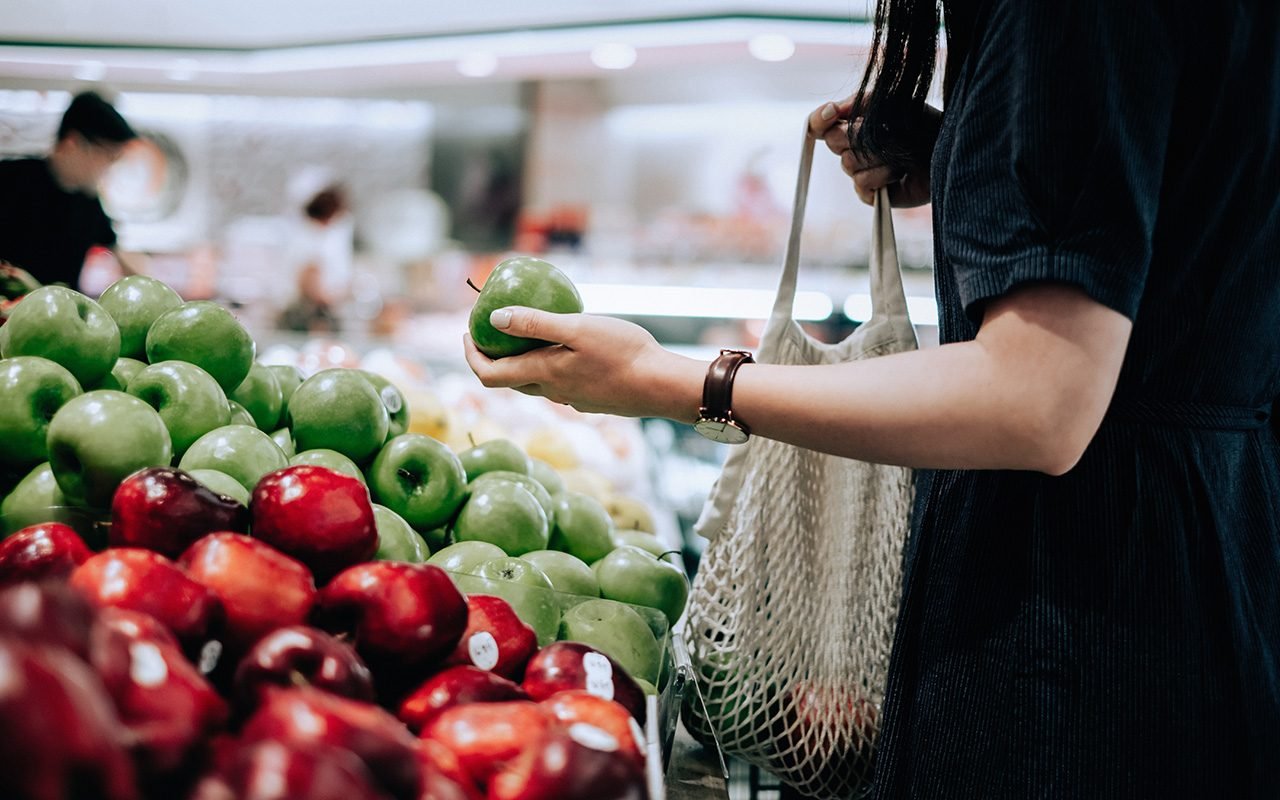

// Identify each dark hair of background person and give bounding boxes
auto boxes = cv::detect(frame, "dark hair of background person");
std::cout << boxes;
[304,185,349,225]
[850,0,972,172]
[56,91,137,145]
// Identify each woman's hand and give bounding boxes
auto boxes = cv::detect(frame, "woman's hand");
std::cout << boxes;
[808,97,938,208]
[463,308,705,421]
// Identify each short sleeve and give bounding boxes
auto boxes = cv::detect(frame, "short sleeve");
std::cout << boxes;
[939,0,1181,322]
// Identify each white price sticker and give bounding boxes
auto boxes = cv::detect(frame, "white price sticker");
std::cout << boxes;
[568,722,619,752]
[582,651,614,700]
[468,632,500,671]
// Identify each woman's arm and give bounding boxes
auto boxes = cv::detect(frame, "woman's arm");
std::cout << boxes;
[464,283,1132,476]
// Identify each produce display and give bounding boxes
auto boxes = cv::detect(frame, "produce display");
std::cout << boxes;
[0,270,683,800]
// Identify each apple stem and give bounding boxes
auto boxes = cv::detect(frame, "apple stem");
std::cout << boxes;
[288,670,311,689]
[466,278,482,294]
[659,550,683,562]
[468,432,477,448]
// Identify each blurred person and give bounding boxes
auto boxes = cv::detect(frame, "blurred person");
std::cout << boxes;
[466,1,1280,798]
[0,90,147,289]
[279,182,353,333]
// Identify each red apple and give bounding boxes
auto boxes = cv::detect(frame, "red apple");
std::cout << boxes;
[318,561,467,666]
[487,723,647,800]
[521,642,647,724]
[89,607,229,774]
[442,594,538,681]
[0,636,139,800]
[421,700,551,789]
[179,532,317,649]
[233,624,374,711]
[251,465,377,581]
[109,466,249,558]
[775,681,879,793]
[70,548,219,642]
[539,691,646,771]
[419,739,483,800]
[0,580,96,658]
[240,686,422,800]
[398,665,529,733]
[213,739,386,800]
[0,521,93,584]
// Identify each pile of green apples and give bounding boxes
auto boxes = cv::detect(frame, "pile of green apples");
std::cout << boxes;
[0,274,689,692]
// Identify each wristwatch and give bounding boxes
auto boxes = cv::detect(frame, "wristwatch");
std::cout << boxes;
[692,349,755,444]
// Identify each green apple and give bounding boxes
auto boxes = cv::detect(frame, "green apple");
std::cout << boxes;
[96,275,183,359]
[178,424,289,493]
[1,463,67,534]
[593,544,689,628]
[468,256,584,358]
[46,390,172,509]
[422,527,450,553]
[634,678,658,697]
[528,458,566,496]
[227,400,256,427]
[126,361,231,458]
[145,301,256,393]
[373,503,427,563]
[462,557,560,645]
[453,480,548,556]
[458,438,531,482]
[368,433,467,530]
[186,468,251,506]
[291,449,366,485]
[519,550,599,597]
[0,357,82,471]
[549,491,615,564]
[427,540,506,574]
[558,598,662,685]
[288,369,389,463]
[361,370,410,440]
[267,364,305,409]
[230,362,284,431]
[470,471,554,522]
[2,286,120,388]
[613,530,681,565]
[270,428,296,459]
[92,357,147,392]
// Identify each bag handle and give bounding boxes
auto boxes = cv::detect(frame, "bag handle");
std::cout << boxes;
[769,122,913,331]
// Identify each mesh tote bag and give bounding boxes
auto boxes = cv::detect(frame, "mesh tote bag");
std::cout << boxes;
[683,126,917,800]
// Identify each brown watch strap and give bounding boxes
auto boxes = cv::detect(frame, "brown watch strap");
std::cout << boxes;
[701,349,754,423]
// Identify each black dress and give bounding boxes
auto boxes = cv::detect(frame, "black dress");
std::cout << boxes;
[871,2,1280,798]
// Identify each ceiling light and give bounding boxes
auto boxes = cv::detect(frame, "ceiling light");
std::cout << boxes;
[748,34,795,62]
[456,51,497,78]
[73,60,105,81]
[166,58,199,81]
[590,42,636,70]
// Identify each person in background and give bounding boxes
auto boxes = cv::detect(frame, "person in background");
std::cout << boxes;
[279,183,352,333]
[0,90,146,289]
[466,1,1280,797]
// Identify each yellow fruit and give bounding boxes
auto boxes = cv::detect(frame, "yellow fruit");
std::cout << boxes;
[605,493,657,534]
[523,425,580,470]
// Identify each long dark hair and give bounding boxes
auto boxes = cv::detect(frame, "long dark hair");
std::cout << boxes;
[851,0,970,171]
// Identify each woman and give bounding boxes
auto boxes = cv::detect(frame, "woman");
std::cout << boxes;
[465,0,1280,796]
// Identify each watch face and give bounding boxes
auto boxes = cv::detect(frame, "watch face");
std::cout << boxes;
[694,418,749,445]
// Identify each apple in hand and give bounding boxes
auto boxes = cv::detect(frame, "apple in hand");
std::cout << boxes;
[179,532,317,648]
[230,361,284,431]
[233,625,374,711]
[0,462,67,533]
[180,423,290,494]
[126,360,231,457]
[468,256,583,359]
[362,369,411,439]
[458,438,530,482]
[187,467,252,506]
[146,300,256,393]
[47,390,172,509]
[71,548,219,642]
[558,598,663,686]
[0,355,82,471]
[89,607,229,774]
[422,700,552,788]
[97,274,183,360]
[288,368,389,463]
[0,521,93,585]
[1,285,121,387]
[539,691,647,771]
[368,432,467,530]
[291,448,367,484]
[522,641,647,724]
[454,481,549,557]
[442,594,538,680]
[373,503,428,562]
[109,466,249,558]
[549,491,616,564]
[462,557,560,646]
[594,544,689,627]
[398,665,529,733]
[519,549,599,597]
[319,561,467,666]
[252,465,377,581]
[428,540,506,574]
[487,722,647,800]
